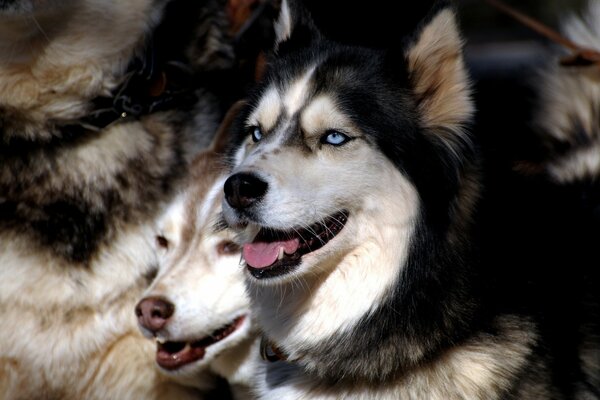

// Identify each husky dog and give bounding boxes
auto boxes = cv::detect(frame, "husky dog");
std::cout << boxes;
[0,0,238,398]
[221,0,596,398]
[136,103,260,399]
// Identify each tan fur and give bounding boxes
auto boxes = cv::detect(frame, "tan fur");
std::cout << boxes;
[406,9,473,147]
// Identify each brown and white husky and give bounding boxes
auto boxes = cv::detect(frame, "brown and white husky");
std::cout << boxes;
[0,0,238,398]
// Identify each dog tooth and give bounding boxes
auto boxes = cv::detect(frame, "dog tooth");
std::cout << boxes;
[156,336,166,344]
[278,247,285,261]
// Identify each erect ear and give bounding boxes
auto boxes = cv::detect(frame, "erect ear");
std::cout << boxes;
[210,100,246,154]
[405,5,473,135]
[273,0,319,50]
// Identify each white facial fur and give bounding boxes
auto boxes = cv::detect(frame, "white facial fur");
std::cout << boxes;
[141,177,256,389]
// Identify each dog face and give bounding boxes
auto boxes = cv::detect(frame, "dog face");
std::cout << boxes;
[223,2,472,285]
[136,153,253,386]
[223,81,420,284]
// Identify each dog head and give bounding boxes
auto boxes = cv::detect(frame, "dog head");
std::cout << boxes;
[136,103,255,387]
[221,0,479,380]
[222,0,474,284]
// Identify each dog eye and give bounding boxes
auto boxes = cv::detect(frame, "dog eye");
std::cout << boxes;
[250,126,263,143]
[156,235,169,250]
[217,240,240,255]
[321,130,350,146]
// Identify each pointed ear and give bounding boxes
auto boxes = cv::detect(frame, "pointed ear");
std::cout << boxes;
[405,6,473,134]
[273,0,319,49]
[210,100,246,154]
[274,0,293,45]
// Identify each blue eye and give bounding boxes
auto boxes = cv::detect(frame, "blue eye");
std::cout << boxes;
[250,126,263,142]
[321,130,350,146]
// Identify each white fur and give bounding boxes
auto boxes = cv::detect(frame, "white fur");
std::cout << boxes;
[141,174,260,397]
[283,65,317,116]
[548,144,600,183]
[248,86,282,132]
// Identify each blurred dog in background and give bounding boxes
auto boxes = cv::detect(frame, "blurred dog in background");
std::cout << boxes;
[0,0,251,398]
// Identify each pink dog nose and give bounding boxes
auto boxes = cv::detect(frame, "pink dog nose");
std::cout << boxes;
[135,296,174,333]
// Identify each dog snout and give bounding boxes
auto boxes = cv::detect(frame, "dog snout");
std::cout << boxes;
[135,296,174,334]
[224,172,268,210]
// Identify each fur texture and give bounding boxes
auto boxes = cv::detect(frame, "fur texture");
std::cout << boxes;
[0,0,238,398]
[221,1,596,398]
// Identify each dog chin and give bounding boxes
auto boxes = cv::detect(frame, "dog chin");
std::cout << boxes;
[154,314,251,374]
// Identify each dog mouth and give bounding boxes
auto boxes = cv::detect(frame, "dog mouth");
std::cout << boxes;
[243,211,348,279]
[156,315,246,371]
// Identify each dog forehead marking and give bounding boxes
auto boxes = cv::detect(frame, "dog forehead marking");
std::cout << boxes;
[282,65,317,117]
[300,95,352,136]
[249,86,281,132]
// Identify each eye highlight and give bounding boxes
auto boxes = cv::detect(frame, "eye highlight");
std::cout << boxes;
[321,130,350,146]
[250,126,263,143]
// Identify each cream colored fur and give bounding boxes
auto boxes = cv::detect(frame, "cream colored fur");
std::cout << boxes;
[141,176,260,399]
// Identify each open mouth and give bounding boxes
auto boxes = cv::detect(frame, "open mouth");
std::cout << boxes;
[156,315,246,371]
[243,211,348,279]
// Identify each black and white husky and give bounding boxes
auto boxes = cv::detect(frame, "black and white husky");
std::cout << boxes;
[221,0,596,398]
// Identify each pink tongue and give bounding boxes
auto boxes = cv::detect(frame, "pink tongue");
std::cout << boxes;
[243,238,300,269]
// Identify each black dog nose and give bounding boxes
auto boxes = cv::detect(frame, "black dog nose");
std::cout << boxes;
[224,173,268,210]
[135,296,174,334]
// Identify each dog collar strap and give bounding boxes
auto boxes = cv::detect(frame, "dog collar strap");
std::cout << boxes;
[260,335,288,362]
[65,47,198,133]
